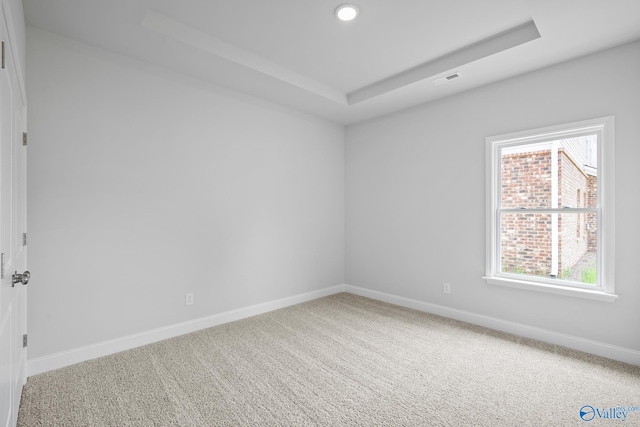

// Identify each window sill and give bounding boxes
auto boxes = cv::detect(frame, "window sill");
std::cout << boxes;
[483,276,618,302]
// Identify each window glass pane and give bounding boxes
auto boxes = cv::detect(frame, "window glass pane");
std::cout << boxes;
[558,135,598,208]
[500,212,597,285]
[500,212,552,277]
[501,144,551,209]
[500,135,598,209]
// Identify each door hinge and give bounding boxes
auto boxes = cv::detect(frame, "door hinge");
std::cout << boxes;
[0,253,4,279]
[23,334,27,348]
[1,41,4,69]
[23,232,27,246]
[22,132,27,146]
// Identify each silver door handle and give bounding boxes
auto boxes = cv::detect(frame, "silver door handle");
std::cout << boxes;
[12,271,30,286]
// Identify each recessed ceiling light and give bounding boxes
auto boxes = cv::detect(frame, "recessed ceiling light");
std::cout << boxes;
[335,4,359,22]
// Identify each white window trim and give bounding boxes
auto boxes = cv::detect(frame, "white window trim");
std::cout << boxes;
[484,117,616,302]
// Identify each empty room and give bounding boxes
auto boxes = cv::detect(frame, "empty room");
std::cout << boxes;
[0,0,639,426]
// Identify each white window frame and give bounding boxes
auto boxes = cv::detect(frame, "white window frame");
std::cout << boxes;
[484,117,616,302]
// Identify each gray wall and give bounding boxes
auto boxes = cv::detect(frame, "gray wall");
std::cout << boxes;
[26,23,640,362]
[8,0,25,82]
[346,41,640,351]
[27,28,345,359]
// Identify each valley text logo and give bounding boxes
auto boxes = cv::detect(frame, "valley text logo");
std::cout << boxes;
[580,405,640,422]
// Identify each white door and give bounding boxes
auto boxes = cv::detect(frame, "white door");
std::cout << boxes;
[0,2,28,426]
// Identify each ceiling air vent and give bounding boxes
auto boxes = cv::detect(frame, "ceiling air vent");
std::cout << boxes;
[431,72,462,86]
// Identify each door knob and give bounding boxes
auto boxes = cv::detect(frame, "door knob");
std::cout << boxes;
[12,271,30,287]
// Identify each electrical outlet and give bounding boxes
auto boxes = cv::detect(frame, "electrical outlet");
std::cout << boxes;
[185,292,194,306]
[443,283,451,294]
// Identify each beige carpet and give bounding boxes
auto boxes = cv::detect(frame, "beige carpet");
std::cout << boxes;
[18,293,640,426]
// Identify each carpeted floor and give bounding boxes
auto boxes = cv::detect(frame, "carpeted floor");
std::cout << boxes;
[17,293,640,426]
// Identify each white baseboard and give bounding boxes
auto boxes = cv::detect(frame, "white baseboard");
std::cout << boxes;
[345,285,640,366]
[28,284,347,376]
[29,283,639,376]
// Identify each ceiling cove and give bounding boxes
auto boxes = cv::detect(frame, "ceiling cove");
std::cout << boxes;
[141,9,540,107]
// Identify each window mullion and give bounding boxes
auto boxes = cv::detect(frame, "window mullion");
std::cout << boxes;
[499,208,598,214]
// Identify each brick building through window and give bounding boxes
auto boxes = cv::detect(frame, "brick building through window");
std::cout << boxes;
[500,136,597,280]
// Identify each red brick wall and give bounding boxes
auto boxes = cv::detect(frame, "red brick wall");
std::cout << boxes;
[501,151,552,209]
[500,148,594,278]
[557,150,589,275]
[587,175,597,251]
[501,151,552,275]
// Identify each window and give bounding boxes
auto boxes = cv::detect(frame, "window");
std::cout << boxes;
[484,117,616,302]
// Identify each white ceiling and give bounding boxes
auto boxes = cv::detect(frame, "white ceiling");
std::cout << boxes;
[23,0,640,124]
